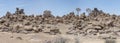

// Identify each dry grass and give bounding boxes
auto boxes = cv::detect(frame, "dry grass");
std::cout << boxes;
[44,36,67,43]
[74,37,80,43]
[105,39,116,43]
[53,37,67,43]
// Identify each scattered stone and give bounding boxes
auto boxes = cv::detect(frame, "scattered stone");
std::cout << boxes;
[49,29,61,35]
[10,36,14,38]
[24,26,33,31]
[16,37,22,40]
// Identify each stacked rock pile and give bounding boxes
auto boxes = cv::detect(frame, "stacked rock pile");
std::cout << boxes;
[67,8,120,38]
[0,8,120,38]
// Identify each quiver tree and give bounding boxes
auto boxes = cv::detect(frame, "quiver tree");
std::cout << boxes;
[86,8,92,14]
[93,8,100,14]
[94,8,99,12]
[69,12,75,18]
[15,8,20,14]
[20,9,25,14]
[79,12,86,19]
[43,10,54,18]
[6,11,12,17]
[76,8,81,15]
[89,8,100,17]
[15,8,25,14]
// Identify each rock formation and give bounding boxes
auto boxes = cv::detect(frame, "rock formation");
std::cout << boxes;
[0,8,120,39]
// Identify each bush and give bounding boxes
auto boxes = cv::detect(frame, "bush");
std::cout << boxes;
[105,39,116,43]
[74,36,80,43]
[53,37,67,43]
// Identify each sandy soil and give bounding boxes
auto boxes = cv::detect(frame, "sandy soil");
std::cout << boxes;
[0,32,119,43]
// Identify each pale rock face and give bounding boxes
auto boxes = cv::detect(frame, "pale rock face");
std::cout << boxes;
[24,25,33,31]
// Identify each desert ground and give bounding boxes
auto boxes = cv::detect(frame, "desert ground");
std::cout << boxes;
[0,32,120,43]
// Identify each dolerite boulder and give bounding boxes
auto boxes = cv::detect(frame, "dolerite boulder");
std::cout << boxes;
[24,26,32,31]
[0,27,11,32]
[49,29,61,35]
[32,26,42,33]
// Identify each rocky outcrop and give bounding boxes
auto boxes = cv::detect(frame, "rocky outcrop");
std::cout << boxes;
[0,8,120,39]
[66,8,120,39]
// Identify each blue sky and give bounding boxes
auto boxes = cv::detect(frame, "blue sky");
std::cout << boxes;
[0,0,120,17]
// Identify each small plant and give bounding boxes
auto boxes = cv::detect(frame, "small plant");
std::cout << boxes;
[75,36,80,43]
[53,37,67,43]
[44,40,52,43]
[105,39,116,43]
[45,40,52,43]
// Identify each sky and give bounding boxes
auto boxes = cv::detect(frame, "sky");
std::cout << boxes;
[0,0,120,17]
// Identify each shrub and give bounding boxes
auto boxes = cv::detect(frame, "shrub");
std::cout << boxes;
[105,39,116,43]
[53,37,67,43]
